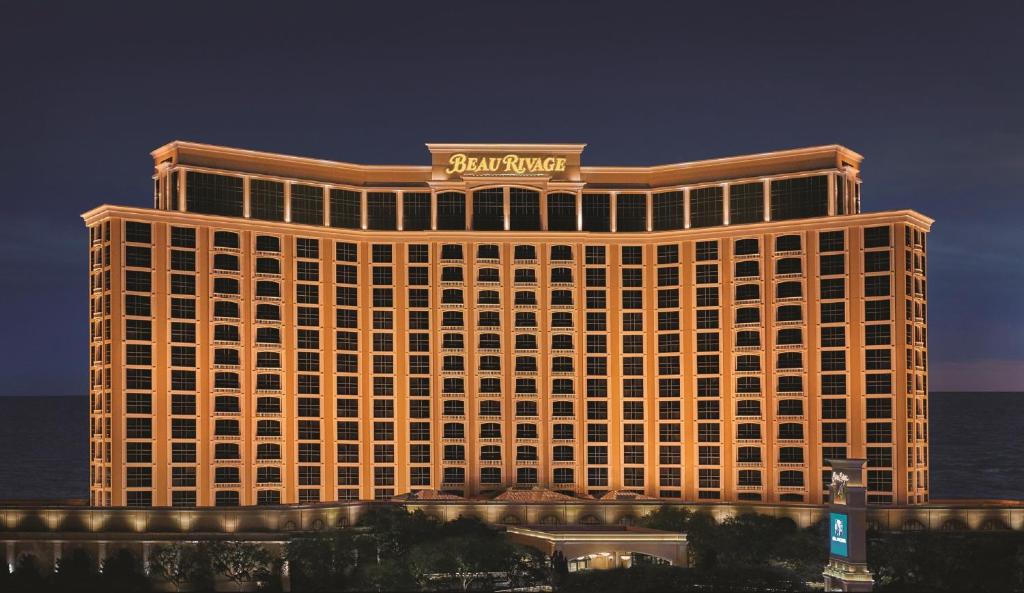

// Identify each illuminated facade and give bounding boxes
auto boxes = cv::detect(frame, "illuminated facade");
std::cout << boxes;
[83,142,932,508]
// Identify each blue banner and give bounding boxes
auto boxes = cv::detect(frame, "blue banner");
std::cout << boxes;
[830,512,849,557]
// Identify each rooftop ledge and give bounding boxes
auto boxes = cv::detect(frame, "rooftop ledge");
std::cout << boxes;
[149,141,865,188]
[81,204,934,232]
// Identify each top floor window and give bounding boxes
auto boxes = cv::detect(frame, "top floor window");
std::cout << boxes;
[653,191,684,230]
[403,192,431,231]
[291,184,324,226]
[547,193,577,231]
[616,194,647,232]
[437,192,466,230]
[690,186,724,228]
[473,188,504,231]
[330,189,361,229]
[770,175,828,221]
[729,182,764,225]
[186,172,243,217]
[509,188,540,231]
[367,192,397,230]
[582,194,610,232]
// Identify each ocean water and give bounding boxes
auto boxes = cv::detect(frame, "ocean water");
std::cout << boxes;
[0,392,1020,501]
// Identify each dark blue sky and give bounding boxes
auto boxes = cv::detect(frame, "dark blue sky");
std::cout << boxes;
[1,1,1021,394]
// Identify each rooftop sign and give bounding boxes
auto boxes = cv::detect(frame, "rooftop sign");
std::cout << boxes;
[445,153,568,176]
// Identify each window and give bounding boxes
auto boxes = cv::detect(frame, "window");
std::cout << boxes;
[171,227,196,248]
[690,187,723,228]
[291,185,324,225]
[509,187,540,230]
[547,193,577,231]
[770,176,827,221]
[402,192,431,231]
[865,251,891,272]
[329,189,361,228]
[582,194,610,231]
[821,302,845,323]
[186,172,243,217]
[436,192,466,230]
[776,257,802,275]
[729,182,764,224]
[865,275,890,297]
[616,194,646,232]
[819,231,844,252]
[367,192,397,230]
[653,191,684,230]
[864,226,891,248]
[472,188,504,230]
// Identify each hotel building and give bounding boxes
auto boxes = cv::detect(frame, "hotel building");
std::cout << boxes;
[83,142,931,508]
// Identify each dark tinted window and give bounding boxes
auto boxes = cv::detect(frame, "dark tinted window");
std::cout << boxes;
[367,192,396,230]
[291,184,324,225]
[653,191,684,230]
[729,182,764,225]
[186,172,243,217]
[250,180,284,221]
[616,194,647,232]
[582,194,610,232]
[330,189,361,229]
[403,192,431,231]
[770,175,828,220]
[690,186,724,228]
[547,193,577,231]
[436,192,466,230]
[509,188,540,230]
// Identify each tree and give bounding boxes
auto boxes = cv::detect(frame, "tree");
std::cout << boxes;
[100,548,151,592]
[504,544,551,590]
[9,554,48,593]
[640,505,692,533]
[53,549,100,592]
[408,534,513,591]
[286,531,358,592]
[207,541,274,592]
[148,543,212,592]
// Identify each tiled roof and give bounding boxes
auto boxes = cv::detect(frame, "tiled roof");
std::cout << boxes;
[493,487,578,502]
[598,490,659,501]
[391,489,465,501]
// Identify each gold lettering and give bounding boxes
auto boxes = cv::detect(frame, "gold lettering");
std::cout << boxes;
[446,153,569,176]
[445,153,467,175]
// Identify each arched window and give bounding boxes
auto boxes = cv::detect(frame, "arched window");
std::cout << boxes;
[776,281,802,298]
[775,234,801,252]
[778,423,804,440]
[776,257,802,275]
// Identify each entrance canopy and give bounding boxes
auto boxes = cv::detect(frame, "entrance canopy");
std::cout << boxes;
[506,525,688,570]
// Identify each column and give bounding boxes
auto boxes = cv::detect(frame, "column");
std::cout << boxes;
[540,191,549,231]
[645,192,653,232]
[762,179,771,222]
[243,177,251,219]
[430,190,438,231]
[284,182,292,223]
[503,187,510,231]
[722,184,730,225]
[683,188,691,229]
[576,192,583,231]
[610,192,617,233]
[323,185,331,227]
[827,175,837,217]
[178,171,187,213]
[396,191,404,231]
[360,190,368,230]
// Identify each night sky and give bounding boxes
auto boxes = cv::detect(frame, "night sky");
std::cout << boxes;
[1,1,1021,395]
